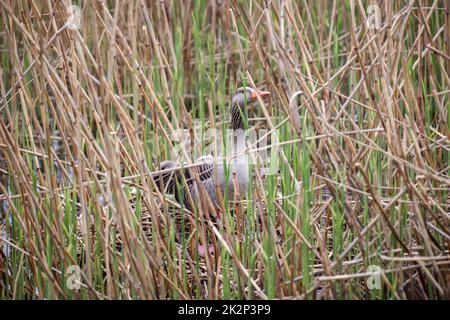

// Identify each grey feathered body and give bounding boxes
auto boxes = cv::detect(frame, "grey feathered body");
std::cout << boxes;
[155,140,249,212]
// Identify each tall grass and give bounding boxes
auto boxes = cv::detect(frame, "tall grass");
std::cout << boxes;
[0,0,449,299]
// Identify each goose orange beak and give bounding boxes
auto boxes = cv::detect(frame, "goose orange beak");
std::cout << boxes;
[251,90,271,101]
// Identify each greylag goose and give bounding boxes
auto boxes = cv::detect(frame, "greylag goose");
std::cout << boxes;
[153,86,271,212]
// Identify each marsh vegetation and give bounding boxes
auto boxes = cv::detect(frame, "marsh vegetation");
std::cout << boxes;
[0,0,449,299]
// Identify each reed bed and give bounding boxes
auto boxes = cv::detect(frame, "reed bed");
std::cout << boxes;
[0,0,449,299]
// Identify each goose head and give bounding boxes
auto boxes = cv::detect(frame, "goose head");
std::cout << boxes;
[231,86,270,130]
